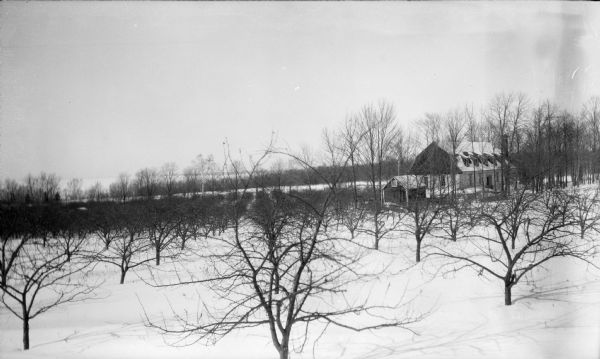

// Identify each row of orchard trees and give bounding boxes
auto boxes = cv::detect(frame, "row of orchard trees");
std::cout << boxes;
[0,195,240,350]
[0,155,422,358]
[397,186,600,305]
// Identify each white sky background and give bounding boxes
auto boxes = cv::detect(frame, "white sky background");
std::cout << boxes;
[1,2,599,185]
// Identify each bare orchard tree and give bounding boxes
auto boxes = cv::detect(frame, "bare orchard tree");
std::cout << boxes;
[324,127,367,240]
[172,199,207,251]
[568,186,600,239]
[95,203,153,284]
[146,199,178,266]
[435,197,472,243]
[431,188,591,305]
[53,207,91,262]
[0,238,98,350]
[142,146,421,359]
[91,203,122,250]
[0,206,31,288]
[356,101,401,249]
[401,197,443,263]
[334,189,367,240]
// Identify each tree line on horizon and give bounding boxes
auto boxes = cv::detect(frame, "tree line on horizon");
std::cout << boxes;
[2,92,599,205]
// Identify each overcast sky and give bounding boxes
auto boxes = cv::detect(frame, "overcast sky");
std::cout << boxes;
[1,2,599,185]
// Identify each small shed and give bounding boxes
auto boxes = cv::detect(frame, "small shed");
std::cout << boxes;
[382,175,427,204]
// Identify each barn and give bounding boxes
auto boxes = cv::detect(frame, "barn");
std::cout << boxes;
[383,141,515,204]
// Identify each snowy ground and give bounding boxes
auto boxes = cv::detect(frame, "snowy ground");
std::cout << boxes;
[1,232,600,359]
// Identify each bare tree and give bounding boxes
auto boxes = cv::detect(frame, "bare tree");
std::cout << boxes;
[341,115,362,205]
[21,173,60,203]
[0,240,97,350]
[443,109,466,196]
[465,105,482,195]
[183,166,201,197]
[0,206,31,288]
[401,197,443,263]
[54,208,90,262]
[65,178,84,202]
[95,203,153,284]
[356,101,401,249]
[486,93,529,195]
[435,197,471,242]
[418,112,442,145]
[142,146,421,359]
[1,179,25,202]
[86,181,106,202]
[146,200,178,266]
[109,173,131,202]
[582,97,600,182]
[39,172,61,202]
[161,162,179,197]
[91,203,122,250]
[136,168,159,199]
[569,186,600,239]
[431,188,590,305]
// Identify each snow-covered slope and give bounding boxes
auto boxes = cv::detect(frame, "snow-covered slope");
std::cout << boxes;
[1,233,599,359]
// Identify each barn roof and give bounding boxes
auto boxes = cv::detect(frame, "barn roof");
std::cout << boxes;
[438,141,498,154]
[410,142,462,175]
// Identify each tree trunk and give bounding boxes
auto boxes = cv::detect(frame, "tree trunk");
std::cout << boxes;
[155,245,161,266]
[416,238,421,263]
[278,337,289,359]
[373,211,380,250]
[23,310,30,350]
[120,268,127,284]
[504,284,512,306]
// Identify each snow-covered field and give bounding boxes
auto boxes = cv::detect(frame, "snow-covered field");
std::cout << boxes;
[1,232,599,359]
